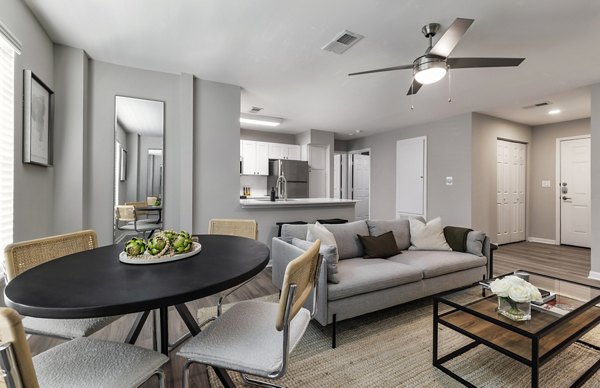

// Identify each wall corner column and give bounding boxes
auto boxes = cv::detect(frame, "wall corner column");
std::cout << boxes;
[589,83,600,279]
[179,73,195,231]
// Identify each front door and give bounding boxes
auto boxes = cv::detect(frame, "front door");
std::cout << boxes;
[560,137,591,247]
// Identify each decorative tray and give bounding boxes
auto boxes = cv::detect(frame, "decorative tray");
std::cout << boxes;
[119,242,201,265]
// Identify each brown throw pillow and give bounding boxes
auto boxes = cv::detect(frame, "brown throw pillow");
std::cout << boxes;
[357,231,401,259]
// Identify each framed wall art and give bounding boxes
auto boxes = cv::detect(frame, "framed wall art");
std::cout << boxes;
[23,69,54,166]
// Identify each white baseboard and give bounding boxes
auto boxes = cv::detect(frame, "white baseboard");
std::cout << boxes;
[588,271,600,281]
[527,237,557,245]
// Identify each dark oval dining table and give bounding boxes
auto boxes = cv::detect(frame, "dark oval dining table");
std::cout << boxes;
[4,234,270,356]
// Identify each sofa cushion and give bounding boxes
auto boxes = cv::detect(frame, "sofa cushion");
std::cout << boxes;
[408,217,451,251]
[323,220,369,260]
[466,231,485,257]
[366,219,411,250]
[292,238,339,283]
[357,231,400,259]
[328,258,422,301]
[280,224,308,242]
[388,250,487,279]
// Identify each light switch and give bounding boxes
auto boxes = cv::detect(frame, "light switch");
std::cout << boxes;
[446,177,453,186]
[542,180,551,188]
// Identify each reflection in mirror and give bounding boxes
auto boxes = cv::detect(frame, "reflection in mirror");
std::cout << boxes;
[113,96,164,243]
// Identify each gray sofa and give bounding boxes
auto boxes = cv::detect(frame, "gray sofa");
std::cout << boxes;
[271,219,492,348]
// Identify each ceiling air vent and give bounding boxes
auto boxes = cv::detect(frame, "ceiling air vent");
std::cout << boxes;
[322,30,364,55]
[522,101,552,110]
[249,107,263,113]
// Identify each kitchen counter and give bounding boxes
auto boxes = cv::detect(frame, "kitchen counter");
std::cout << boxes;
[240,198,357,208]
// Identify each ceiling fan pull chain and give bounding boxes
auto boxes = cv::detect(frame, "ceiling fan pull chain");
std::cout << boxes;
[448,65,452,103]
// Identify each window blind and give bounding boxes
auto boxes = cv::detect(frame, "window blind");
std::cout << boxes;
[0,35,15,278]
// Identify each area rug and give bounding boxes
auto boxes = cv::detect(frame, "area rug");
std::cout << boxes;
[197,295,600,387]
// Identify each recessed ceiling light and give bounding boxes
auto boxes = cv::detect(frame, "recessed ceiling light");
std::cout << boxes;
[548,109,561,115]
[239,113,282,127]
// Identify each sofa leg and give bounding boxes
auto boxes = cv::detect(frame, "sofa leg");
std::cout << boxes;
[332,314,337,349]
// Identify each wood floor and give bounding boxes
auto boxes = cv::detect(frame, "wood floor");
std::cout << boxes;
[17,242,597,387]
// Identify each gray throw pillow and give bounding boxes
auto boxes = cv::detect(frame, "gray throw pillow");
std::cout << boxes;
[466,231,485,257]
[323,220,369,259]
[366,219,411,251]
[291,238,339,283]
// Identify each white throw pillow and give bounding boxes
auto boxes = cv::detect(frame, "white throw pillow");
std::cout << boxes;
[307,222,339,262]
[408,217,452,251]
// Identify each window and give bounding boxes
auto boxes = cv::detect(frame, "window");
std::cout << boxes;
[0,31,17,279]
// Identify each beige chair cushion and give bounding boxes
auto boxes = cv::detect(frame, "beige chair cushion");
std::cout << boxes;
[23,316,121,339]
[179,301,310,378]
[33,337,168,388]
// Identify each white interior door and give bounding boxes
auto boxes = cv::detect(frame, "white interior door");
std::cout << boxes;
[352,153,370,220]
[396,137,426,218]
[560,138,591,247]
[497,140,526,245]
[308,145,327,198]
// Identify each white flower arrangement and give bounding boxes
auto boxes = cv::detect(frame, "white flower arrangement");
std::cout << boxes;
[489,275,543,303]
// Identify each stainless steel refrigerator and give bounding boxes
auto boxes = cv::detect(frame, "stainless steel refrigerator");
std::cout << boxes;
[267,159,309,198]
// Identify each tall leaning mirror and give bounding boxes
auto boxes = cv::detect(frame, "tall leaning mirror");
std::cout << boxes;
[113,96,165,243]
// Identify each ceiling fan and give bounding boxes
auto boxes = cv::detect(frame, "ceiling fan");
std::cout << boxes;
[348,18,525,95]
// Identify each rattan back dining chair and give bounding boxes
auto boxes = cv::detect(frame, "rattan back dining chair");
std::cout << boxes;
[115,205,161,238]
[178,240,322,388]
[0,307,168,388]
[208,219,258,240]
[3,230,122,340]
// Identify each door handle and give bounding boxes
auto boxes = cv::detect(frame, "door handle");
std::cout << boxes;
[562,196,572,200]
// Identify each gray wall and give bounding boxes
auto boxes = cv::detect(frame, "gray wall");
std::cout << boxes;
[348,114,473,227]
[591,84,600,278]
[192,79,241,232]
[471,113,532,242]
[240,128,295,144]
[52,45,88,235]
[2,0,55,241]
[529,118,590,241]
[87,61,180,245]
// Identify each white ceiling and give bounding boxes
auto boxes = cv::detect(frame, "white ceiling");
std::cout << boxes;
[25,0,600,139]
[115,96,164,137]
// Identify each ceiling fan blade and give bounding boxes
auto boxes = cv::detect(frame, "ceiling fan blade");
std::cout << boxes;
[348,64,413,76]
[406,79,423,95]
[429,18,474,58]
[447,57,525,69]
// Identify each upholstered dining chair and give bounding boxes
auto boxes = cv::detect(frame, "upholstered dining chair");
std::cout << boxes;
[0,307,168,388]
[115,205,162,238]
[178,240,322,388]
[3,230,122,340]
[125,201,161,223]
[208,218,258,240]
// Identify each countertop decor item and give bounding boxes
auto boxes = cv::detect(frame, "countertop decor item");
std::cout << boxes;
[490,275,543,321]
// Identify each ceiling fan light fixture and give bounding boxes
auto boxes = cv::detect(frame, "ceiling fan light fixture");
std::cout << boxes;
[414,60,447,85]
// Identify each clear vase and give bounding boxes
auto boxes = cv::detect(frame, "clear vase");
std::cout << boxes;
[497,296,531,321]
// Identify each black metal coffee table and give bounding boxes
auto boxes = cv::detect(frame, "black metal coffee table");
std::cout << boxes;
[433,271,600,387]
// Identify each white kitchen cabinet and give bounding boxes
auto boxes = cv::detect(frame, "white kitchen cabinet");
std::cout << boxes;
[268,143,286,160]
[288,145,301,160]
[268,143,302,160]
[241,140,269,175]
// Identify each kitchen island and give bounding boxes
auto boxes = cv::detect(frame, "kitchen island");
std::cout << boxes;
[239,198,357,246]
